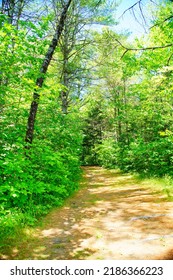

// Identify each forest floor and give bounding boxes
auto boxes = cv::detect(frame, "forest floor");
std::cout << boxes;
[1,166,173,260]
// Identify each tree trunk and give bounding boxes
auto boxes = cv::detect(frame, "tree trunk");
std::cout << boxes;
[60,23,70,114]
[25,0,72,148]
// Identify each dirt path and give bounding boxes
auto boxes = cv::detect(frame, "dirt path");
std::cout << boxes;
[2,166,173,260]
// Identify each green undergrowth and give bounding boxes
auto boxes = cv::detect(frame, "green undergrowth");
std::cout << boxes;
[0,154,82,251]
[0,112,83,251]
[0,164,82,257]
[136,174,173,200]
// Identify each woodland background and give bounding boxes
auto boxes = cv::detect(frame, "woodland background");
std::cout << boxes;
[0,0,173,244]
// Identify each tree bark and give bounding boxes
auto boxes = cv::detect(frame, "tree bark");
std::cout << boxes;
[25,0,73,148]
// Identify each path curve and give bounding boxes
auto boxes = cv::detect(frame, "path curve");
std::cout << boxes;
[2,166,173,260]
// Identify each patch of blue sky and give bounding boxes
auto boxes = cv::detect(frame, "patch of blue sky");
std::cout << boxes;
[94,0,157,40]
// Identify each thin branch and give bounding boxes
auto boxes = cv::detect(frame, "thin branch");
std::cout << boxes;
[112,38,173,58]
[119,0,149,33]
[139,1,147,25]
[167,53,173,66]
[120,0,142,19]
[150,0,159,6]
[150,15,173,29]
[95,0,103,8]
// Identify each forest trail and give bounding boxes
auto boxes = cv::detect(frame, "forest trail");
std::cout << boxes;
[2,166,173,260]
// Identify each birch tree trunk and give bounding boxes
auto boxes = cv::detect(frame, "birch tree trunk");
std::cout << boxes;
[25,0,72,148]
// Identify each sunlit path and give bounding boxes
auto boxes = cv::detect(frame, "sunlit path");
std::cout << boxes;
[1,167,173,260]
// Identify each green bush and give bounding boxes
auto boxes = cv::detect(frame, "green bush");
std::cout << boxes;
[117,137,173,176]
[0,111,83,243]
[94,138,118,168]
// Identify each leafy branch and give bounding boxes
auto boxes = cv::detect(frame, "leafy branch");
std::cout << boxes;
[112,38,173,58]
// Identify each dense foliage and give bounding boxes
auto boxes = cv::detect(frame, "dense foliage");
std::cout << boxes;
[1,0,173,244]
[81,1,173,177]
[0,0,83,242]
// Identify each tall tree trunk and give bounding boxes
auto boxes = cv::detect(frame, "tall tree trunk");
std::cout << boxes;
[60,23,70,114]
[25,0,73,148]
[61,55,69,114]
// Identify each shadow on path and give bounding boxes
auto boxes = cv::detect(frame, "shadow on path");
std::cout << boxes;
[1,166,173,260]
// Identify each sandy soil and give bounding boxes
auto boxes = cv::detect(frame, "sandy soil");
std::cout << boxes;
[2,166,173,260]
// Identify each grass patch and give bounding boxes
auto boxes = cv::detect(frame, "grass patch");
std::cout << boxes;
[134,174,173,200]
[72,248,96,259]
